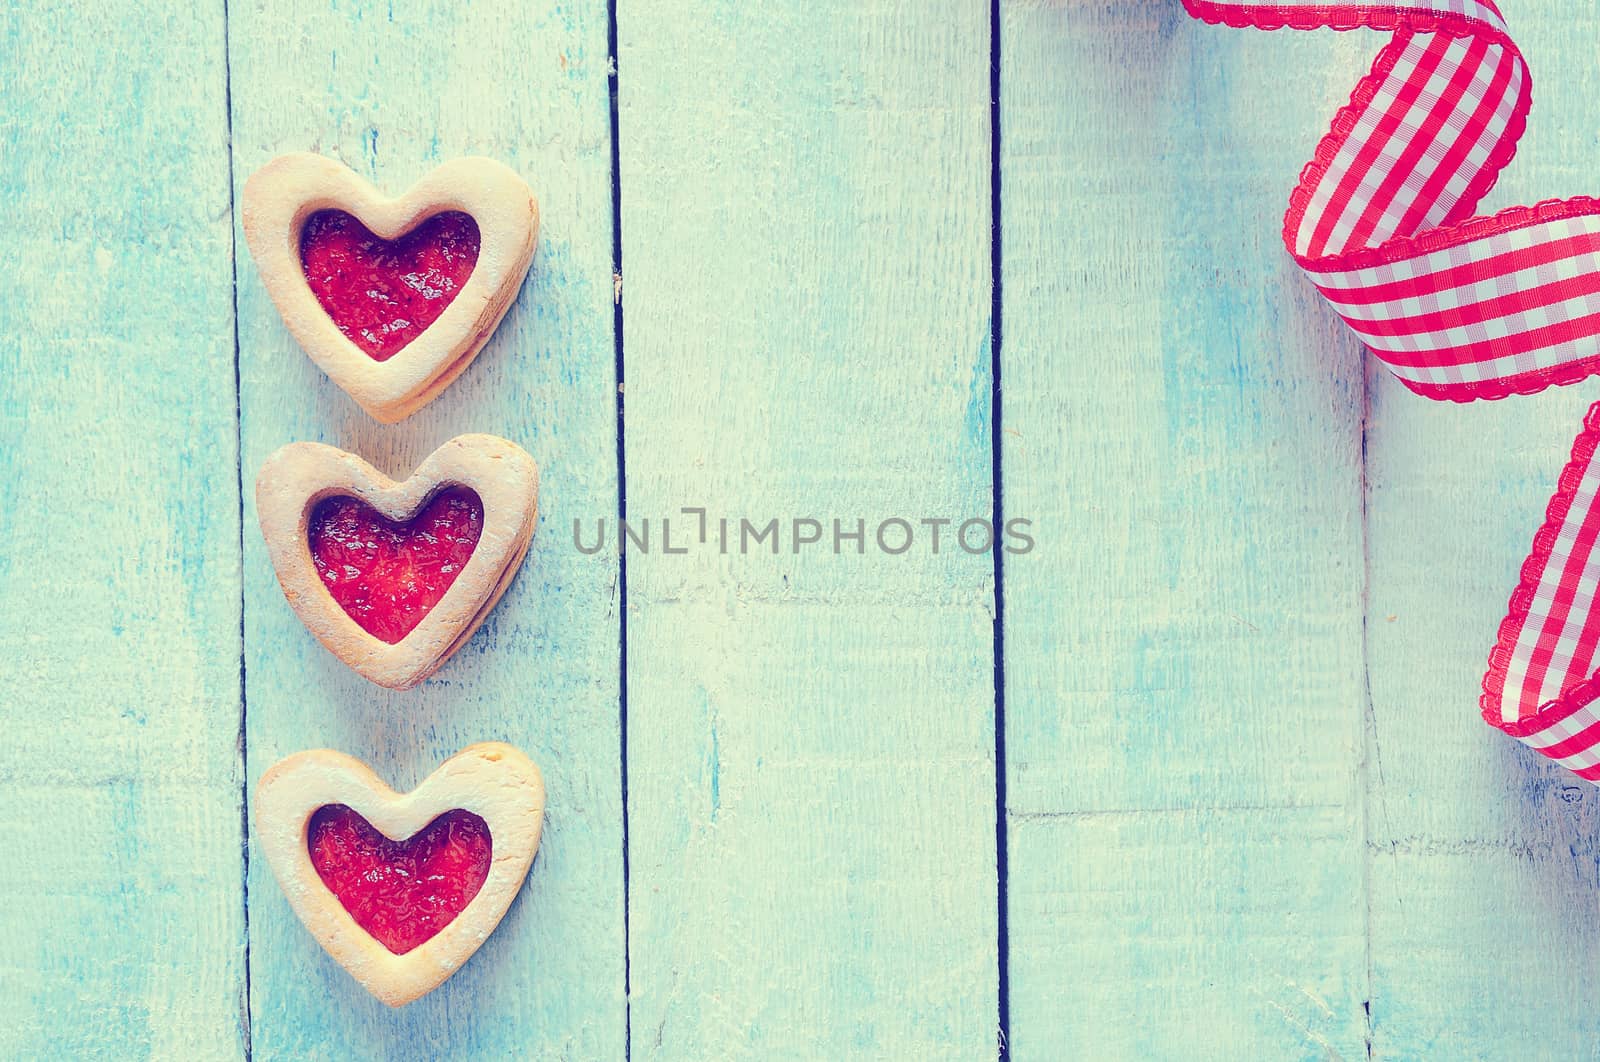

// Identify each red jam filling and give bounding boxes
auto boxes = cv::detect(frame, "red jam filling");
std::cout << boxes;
[308,487,483,644]
[299,209,480,361]
[308,804,492,955]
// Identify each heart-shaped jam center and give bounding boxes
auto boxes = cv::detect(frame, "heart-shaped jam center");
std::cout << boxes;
[308,804,492,955]
[299,209,481,361]
[308,487,483,644]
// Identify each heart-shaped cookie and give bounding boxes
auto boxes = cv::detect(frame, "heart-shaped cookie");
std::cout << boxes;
[256,434,539,689]
[256,743,545,1006]
[242,153,538,423]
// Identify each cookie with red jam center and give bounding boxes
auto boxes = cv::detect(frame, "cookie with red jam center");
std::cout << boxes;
[255,435,538,690]
[308,805,492,955]
[299,210,481,362]
[255,744,545,1006]
[242,153,538,423]
[308,487,484,645]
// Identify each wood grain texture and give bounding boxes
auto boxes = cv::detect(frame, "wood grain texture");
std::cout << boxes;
[616,1,1000,1056]
[0,2,245,1058]
[10,0,1600,1055]
[999,4,1370,1057]
[1364,8,1600,1057]
[228,1,625,1056]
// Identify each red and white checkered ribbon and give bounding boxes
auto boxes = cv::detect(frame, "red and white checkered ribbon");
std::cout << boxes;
[1184,0,1600,779]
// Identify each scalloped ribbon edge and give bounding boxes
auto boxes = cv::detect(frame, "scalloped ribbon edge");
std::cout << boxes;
[1183,0,1600,776]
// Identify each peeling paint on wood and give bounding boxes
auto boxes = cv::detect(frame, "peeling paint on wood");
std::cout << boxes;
[616,1,1000,1057]
[1000,5,1370,1057]
[5,0,1600,1057]
[0,2,245,1057]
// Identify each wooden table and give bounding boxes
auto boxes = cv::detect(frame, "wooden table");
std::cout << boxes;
[5,2,1599,1057]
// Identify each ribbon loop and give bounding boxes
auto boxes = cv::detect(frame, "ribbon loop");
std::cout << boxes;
[1184,0,1600,774]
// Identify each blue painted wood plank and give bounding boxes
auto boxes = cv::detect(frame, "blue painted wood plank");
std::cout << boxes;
[1364,8,1600,1056]
[999,5,1370,1057]
[616,1,1000,1055]
[0,2,245,1057]
[227,1,626,1056]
